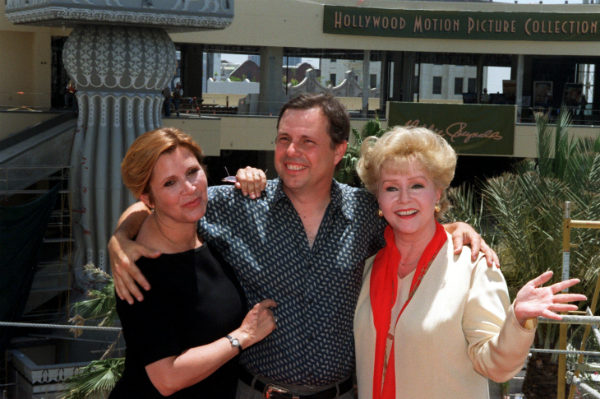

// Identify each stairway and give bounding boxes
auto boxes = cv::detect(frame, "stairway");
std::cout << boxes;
[0,113,76,323]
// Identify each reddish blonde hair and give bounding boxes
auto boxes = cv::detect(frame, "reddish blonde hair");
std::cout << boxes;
[121,127,204,199]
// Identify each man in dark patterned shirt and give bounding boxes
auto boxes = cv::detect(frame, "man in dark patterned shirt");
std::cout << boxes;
[109,93,496,399]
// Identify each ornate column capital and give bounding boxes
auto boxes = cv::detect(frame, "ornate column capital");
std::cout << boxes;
[5,0,233,30]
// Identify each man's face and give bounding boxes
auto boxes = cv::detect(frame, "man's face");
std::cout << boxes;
[274,107,347,196]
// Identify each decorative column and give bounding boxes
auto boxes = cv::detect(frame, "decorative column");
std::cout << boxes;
[63,25,176,273]
[4,0,234,286]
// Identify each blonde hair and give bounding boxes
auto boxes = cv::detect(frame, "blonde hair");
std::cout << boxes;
[356,126,457,218]
[121,127,204,199]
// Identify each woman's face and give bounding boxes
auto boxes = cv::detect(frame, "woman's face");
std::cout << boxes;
[376,159,442,238]
[141,146,208,225]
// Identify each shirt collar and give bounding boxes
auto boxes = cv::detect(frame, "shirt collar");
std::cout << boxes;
[268,178,348,219]
[270,178,288,205]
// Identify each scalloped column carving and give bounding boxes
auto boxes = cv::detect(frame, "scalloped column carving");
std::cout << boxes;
[63,25,176,279]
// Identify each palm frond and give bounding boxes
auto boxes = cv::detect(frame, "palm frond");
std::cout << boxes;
[61,358,125,399]
[64,264,124,397]
[335,117,387,186]
[70,279,118,328]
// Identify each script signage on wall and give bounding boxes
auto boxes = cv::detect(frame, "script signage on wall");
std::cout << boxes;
[387,102,515,155]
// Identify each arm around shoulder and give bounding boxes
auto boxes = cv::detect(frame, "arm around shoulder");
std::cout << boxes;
[108,201,158,303]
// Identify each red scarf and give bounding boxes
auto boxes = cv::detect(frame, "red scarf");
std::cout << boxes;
[370,222,447,399]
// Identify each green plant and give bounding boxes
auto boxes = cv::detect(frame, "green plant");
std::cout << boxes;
[61,358,124,399]
[62,265,123,399]
[446,108,600,398]
[335,118,387,187]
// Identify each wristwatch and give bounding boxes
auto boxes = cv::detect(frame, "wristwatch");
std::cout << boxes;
[226,334,243,353]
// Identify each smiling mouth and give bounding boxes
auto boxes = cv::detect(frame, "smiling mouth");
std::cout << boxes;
[285,163,307,171]
[184,197,202,207]
[396,209,418,216]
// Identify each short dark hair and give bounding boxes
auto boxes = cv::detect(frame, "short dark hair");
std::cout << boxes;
[277,93,350,146]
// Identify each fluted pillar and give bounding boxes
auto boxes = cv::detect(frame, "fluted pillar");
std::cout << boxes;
[63,25,176,279]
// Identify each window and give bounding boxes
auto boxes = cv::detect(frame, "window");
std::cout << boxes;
[468,78,477,94]
[433,76,442,95]
[329,74,336,86]
[370,74,377,89]
[454,77,463,95]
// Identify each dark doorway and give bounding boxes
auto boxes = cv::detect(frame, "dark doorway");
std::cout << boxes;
[51,37,70,110]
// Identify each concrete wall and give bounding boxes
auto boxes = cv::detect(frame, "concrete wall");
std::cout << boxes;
[162,117,222,157]
[0,1,65,108]
[3,0,600,158]
[162,115,377,154]
[172,0,600,57]
[163,115,600,160]
[4,0,600,112]
[3,108,597,161]
[206,79,260,95]
[4,107,598,160]
[0,31,53,108]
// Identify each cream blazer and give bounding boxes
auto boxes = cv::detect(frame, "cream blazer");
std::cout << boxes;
[354,233,535,399]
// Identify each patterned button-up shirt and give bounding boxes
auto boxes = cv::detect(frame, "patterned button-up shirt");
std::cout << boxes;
[199,179,386,386]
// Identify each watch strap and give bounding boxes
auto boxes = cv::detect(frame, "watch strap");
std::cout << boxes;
[226,334,243,352]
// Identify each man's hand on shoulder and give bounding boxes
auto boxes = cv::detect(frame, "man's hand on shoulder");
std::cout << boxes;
[108,202,160,304]
[443,221,499,268]
[232,166,267,199]
[109,231,160,304]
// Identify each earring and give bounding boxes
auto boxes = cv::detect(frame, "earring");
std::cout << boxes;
[378,209,383,218]
[434,203,441,213]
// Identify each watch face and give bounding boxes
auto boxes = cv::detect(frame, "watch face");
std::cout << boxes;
[227,335,241,350]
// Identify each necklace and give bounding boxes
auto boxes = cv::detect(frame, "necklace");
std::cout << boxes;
[152,215,199,252]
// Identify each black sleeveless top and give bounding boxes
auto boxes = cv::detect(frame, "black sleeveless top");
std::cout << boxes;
[110,243,246,398]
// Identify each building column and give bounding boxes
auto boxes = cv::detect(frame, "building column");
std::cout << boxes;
[401,52,416,102]
[380,52,390,110]
[476,56,484,103]
[362,50,370,117]
[516,54,524,119]
[182,44,204,99]
[63,25,176,277]
[258,46,287,116]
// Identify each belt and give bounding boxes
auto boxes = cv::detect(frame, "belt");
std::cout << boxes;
[239,368,353,399]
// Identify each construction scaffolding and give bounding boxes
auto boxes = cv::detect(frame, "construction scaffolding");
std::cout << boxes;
[554,201,600,399]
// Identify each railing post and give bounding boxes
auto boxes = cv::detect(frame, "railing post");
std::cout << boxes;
[558,201,571,399]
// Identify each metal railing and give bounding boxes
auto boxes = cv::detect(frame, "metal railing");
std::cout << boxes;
[552,202,600,399]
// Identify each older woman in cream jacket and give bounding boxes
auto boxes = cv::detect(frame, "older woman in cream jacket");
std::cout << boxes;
[353,126,586,399]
